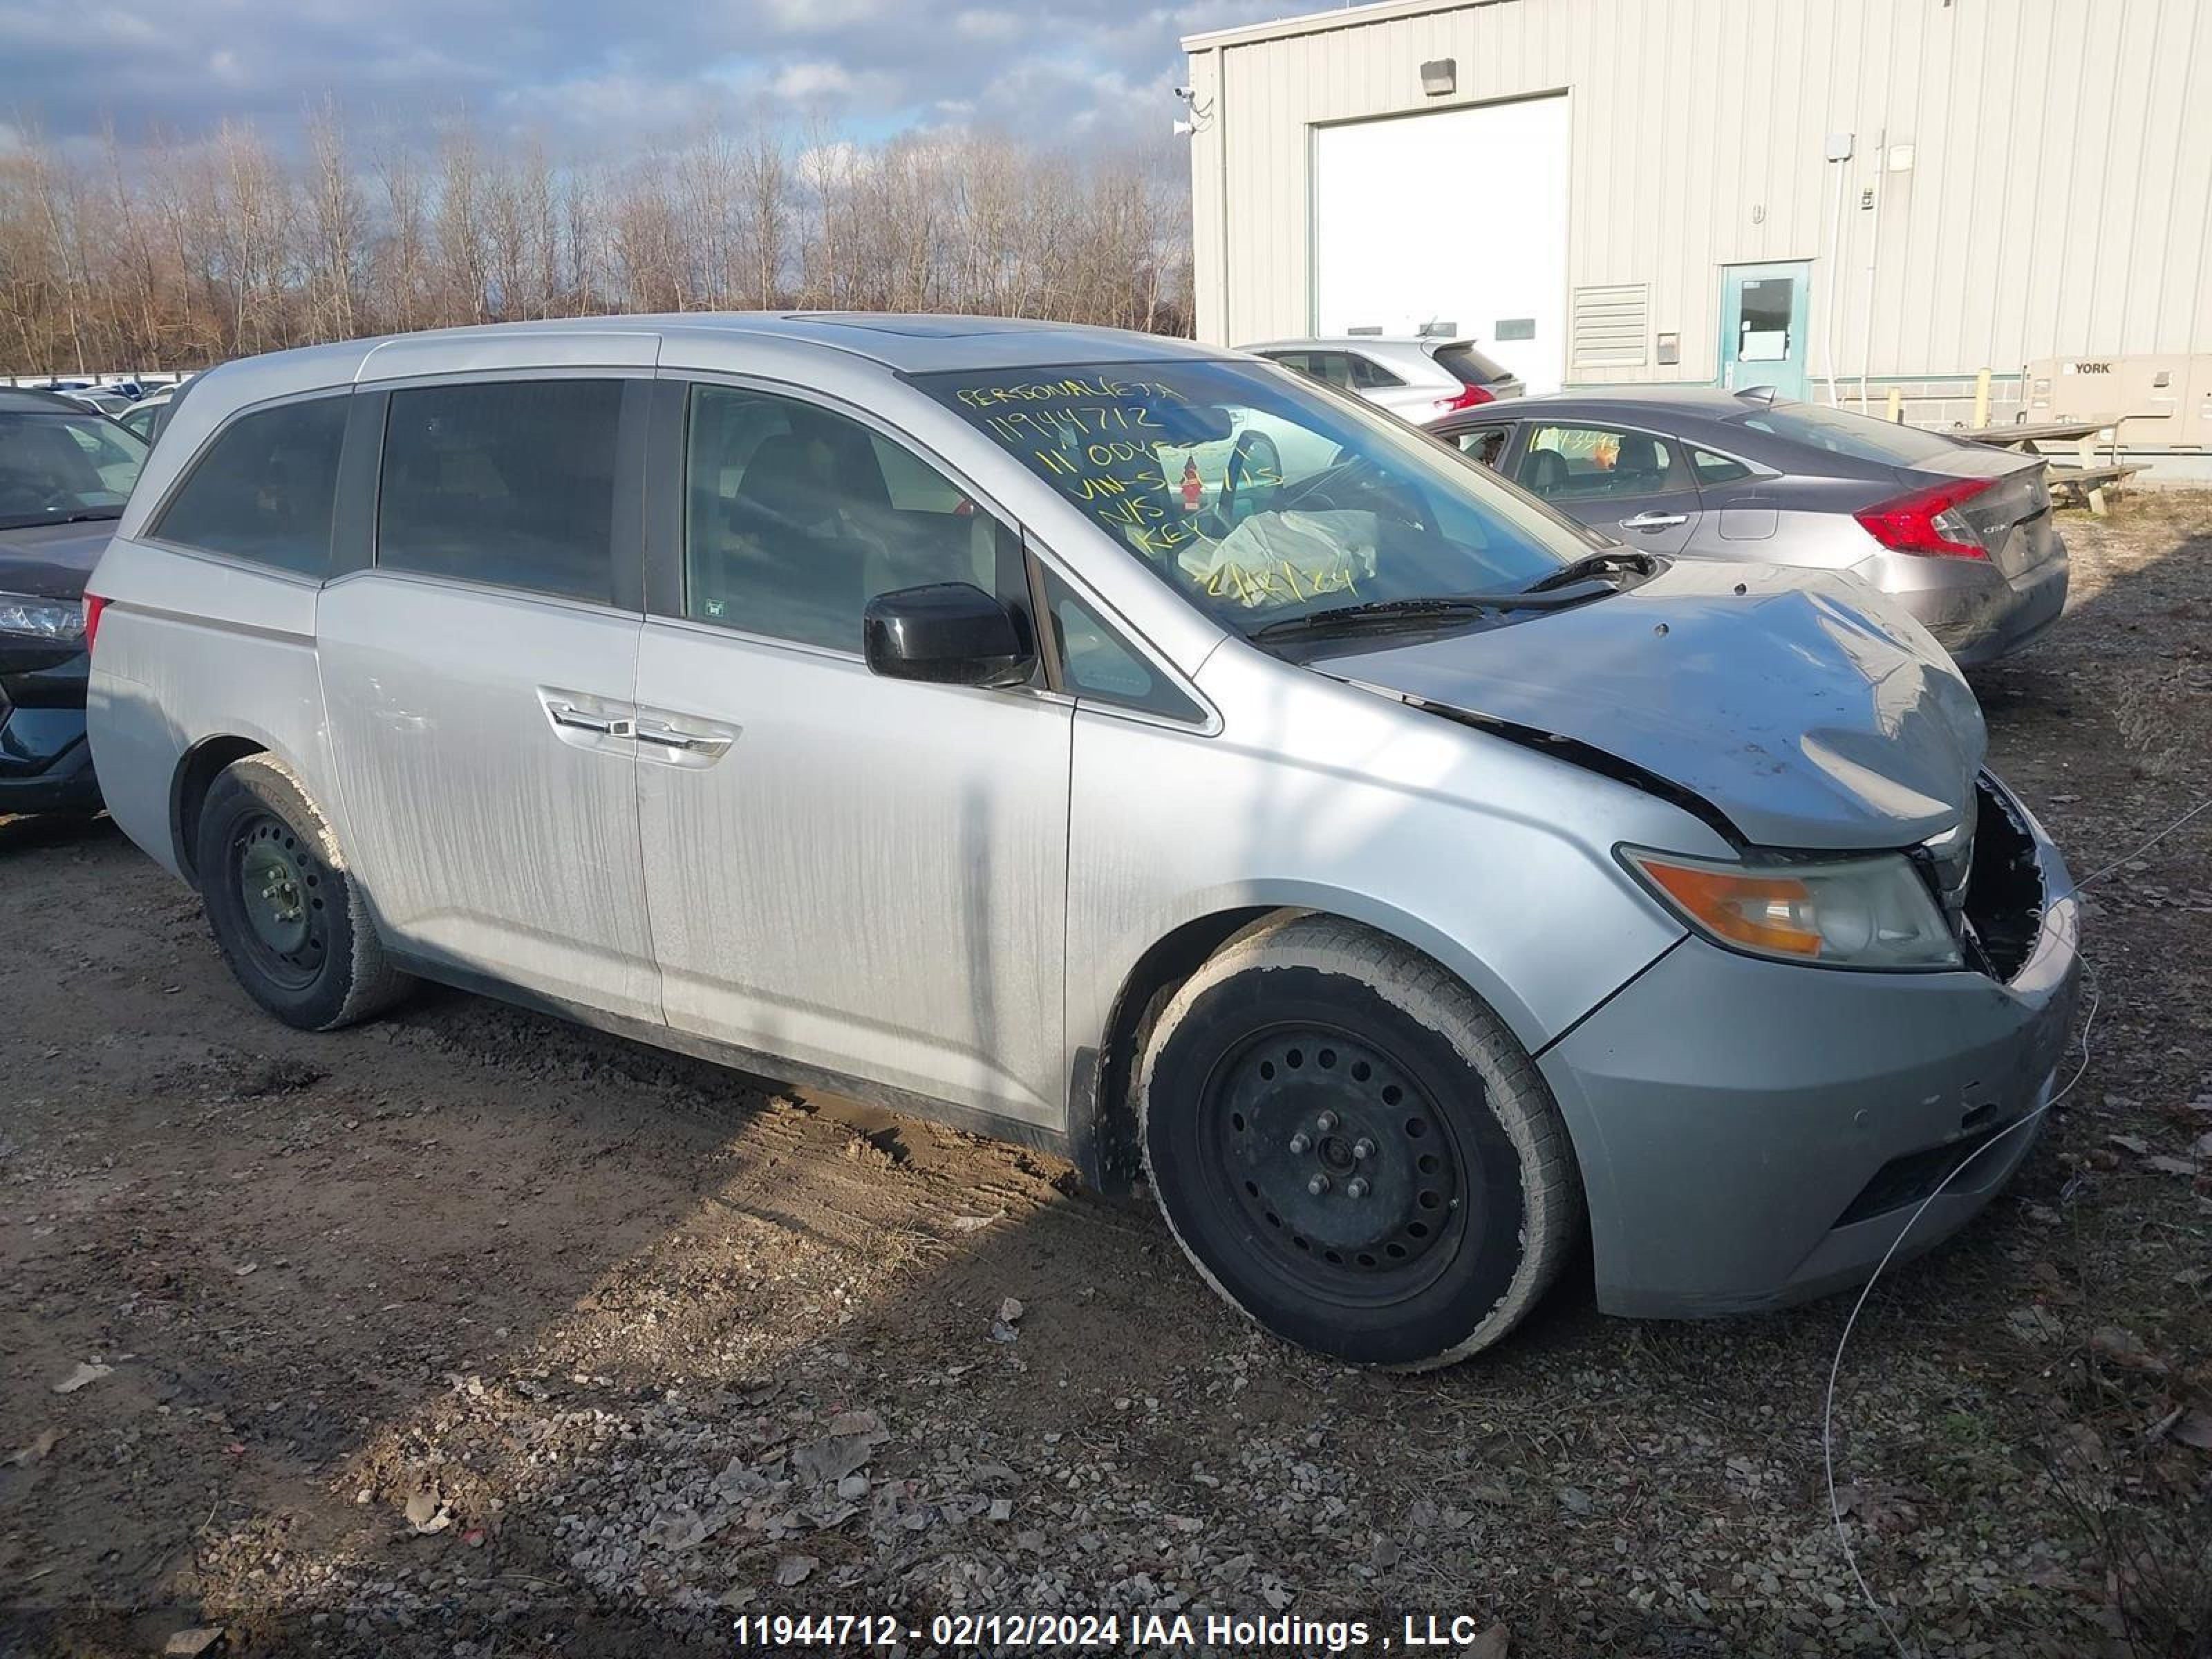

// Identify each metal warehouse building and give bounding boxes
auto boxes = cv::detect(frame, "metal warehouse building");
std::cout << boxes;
[1182,0,2212,452]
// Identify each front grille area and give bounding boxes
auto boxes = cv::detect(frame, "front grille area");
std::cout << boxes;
[1960,778,2044,981]
[1921,813,1976,932]
[1909,776,2045,982]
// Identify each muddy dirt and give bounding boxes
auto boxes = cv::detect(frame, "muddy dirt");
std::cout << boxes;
[3,493,2209,1658]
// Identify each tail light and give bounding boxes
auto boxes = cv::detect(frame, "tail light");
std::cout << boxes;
[1432,383,1495,415]
[83,592,108,650]
[1854,477,1996,560]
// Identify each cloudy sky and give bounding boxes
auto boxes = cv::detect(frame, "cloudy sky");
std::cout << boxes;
[1,0,1322,156]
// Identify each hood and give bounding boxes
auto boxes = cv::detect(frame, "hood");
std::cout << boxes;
[0,518,120,600]
[1324,557,1986,850]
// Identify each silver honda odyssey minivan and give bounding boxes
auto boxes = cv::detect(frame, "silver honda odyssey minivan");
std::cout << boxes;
[85,315,2080,1369]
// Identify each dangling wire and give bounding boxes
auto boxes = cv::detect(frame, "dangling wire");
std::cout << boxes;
[1822,787,2211,1656]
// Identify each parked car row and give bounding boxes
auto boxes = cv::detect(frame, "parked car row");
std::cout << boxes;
[114,384,182,446]
[0,388,148,815]
[1241,337,2069,668]
[75,314,2079,1371]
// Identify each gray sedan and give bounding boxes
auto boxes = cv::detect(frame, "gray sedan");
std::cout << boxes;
[1432,389,2069,666]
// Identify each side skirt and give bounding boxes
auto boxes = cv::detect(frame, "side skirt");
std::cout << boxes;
[384,950,1077,1168]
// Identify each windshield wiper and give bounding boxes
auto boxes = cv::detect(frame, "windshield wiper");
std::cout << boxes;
[1516,547,1657,594]
[1248,597,1495,642]
[3,509,125,527]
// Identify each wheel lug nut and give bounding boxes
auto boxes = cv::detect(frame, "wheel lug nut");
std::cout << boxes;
[1315,1112,1339,1133]
[1288,1132,1311,1154]
[1352,1138,1375,1161]
[1347,1177,1369,1199]
[1307,1173,1331,1197]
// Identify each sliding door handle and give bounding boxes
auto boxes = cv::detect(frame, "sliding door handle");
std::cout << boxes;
[548,702,633,738]
[635,720,731,757]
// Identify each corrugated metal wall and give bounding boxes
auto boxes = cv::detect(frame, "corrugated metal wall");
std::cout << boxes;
[1185,0,2212,388]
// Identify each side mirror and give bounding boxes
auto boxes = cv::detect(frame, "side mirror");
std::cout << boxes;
[863,582,1033,688]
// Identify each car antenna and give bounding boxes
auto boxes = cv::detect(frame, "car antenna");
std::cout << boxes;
[1734,384,1780,404]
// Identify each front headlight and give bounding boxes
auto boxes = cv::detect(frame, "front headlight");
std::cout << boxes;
[1620,845,1962,971]
[0,592,88,643]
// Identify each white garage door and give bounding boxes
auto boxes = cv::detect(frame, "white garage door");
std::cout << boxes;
[1313,95,1570,393]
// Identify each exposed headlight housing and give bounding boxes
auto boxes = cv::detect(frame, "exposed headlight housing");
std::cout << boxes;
[1620,845,1962,971]
[0,592,88,643]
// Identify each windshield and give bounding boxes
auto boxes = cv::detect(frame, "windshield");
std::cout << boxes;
[916,359,1592,634]
[0,409,149,531]
[1730,402,1969,467]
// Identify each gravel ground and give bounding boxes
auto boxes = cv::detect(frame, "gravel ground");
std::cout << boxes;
[3,491,2209,1659]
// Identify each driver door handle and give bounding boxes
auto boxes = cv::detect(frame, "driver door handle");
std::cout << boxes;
[1620,512,1689,530]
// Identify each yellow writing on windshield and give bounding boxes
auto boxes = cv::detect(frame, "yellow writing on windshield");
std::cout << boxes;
[957,377,1188,409]
[984,405,1162,442]
[1203,559,1362,606]
[1128,519,1197,556]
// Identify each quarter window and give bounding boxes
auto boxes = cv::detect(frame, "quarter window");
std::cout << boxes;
[1689,447,1753,487]
[153,396,346,576]
[1038,565,1203,723]
[682,384,1020,653]
[377,379,623,603]
[1518,424,1687,500]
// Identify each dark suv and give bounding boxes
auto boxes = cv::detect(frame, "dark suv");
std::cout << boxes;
[1,388,149,814]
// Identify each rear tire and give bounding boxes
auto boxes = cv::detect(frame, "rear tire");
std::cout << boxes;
[1138,916,1580,1369]
[194,754,411,1031]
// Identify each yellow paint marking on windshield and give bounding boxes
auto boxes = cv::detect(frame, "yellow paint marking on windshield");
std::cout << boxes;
[1203,559,1362,606]
[1128,520,1196,556]
[955,377,1190,409]
[985,406,1165,442]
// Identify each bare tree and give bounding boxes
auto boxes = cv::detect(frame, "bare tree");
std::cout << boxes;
[373,135,429,333]
[434,115,491,325]
[0,101,1195,373]
[303,96,364,341]
[740,118,789,308]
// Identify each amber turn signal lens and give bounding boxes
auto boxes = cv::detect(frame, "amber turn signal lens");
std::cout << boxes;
[1634,859,1823,957]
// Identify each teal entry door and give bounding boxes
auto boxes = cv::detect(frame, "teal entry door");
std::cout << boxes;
[1718,262,1811,400]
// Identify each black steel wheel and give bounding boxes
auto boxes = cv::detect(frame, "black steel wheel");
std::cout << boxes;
[1140,916,1582,1369]
[228,810,330,991]
[194,753,411,1031]
[1208,1027,1471,1304]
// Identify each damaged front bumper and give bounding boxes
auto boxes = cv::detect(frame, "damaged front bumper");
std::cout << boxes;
[1538,772,2081,1319]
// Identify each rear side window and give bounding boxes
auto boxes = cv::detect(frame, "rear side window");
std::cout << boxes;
[153,396,346,576]
[377,379,622,603]
[1519,424,1689,500]
[1344,355,1403,390]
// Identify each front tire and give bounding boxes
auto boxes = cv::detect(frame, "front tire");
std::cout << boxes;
[1138,917,1580,1369]
[194,754,411,1031]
